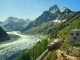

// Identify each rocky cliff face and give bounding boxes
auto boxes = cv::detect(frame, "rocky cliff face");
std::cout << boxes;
[49,4,60,14]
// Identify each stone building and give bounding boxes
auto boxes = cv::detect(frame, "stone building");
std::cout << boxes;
[67,29,80,44]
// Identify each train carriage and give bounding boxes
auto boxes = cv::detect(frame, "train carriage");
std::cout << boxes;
[47,39,60,51]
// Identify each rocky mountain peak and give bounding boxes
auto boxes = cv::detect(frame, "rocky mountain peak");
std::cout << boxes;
[7,16,18,21]
[49,4,60,14]
[60,7,71,13]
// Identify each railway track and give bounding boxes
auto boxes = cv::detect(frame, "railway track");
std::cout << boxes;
[36,49,50,60]
[36,40,62,60]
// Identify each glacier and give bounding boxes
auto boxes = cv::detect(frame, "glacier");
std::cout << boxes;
[0,31,40,60]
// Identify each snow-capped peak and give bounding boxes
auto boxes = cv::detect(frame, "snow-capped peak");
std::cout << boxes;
[0,16,31,31]
[60,7,68,12]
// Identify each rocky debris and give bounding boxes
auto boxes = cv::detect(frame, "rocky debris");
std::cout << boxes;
[66,46,80,57]
[56,49,80,60]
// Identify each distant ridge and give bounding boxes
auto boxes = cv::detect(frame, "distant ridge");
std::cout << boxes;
[0,16,31,31]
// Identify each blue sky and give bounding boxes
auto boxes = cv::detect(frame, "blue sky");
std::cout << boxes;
[0,0,80,21]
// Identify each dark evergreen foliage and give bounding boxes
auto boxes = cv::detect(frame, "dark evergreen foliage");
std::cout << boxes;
[0,26,10,42]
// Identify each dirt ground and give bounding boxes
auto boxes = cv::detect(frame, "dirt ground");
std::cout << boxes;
[56,49,80,60]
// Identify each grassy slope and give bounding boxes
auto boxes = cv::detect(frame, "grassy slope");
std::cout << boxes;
[57,14,80,50]
[44,50,57,60]
[50,13,80,38]
[58,14,80,38]
[46,14,80,59]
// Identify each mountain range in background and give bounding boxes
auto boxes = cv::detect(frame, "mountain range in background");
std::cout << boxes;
[0,17,31,31]
[21,4,79,35]
[0,4,80,36]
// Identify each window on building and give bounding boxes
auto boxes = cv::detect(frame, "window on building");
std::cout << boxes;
[74,37,76,40]
[76,33,79,36]
[71,33,73,36]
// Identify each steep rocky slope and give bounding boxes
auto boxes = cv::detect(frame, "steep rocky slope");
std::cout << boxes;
[21,4,76,34]
[0,26,10,42]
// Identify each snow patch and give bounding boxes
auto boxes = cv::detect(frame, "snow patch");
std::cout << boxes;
[60,7,67,12]
[53,19,61,22]
[53,19,66,22]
